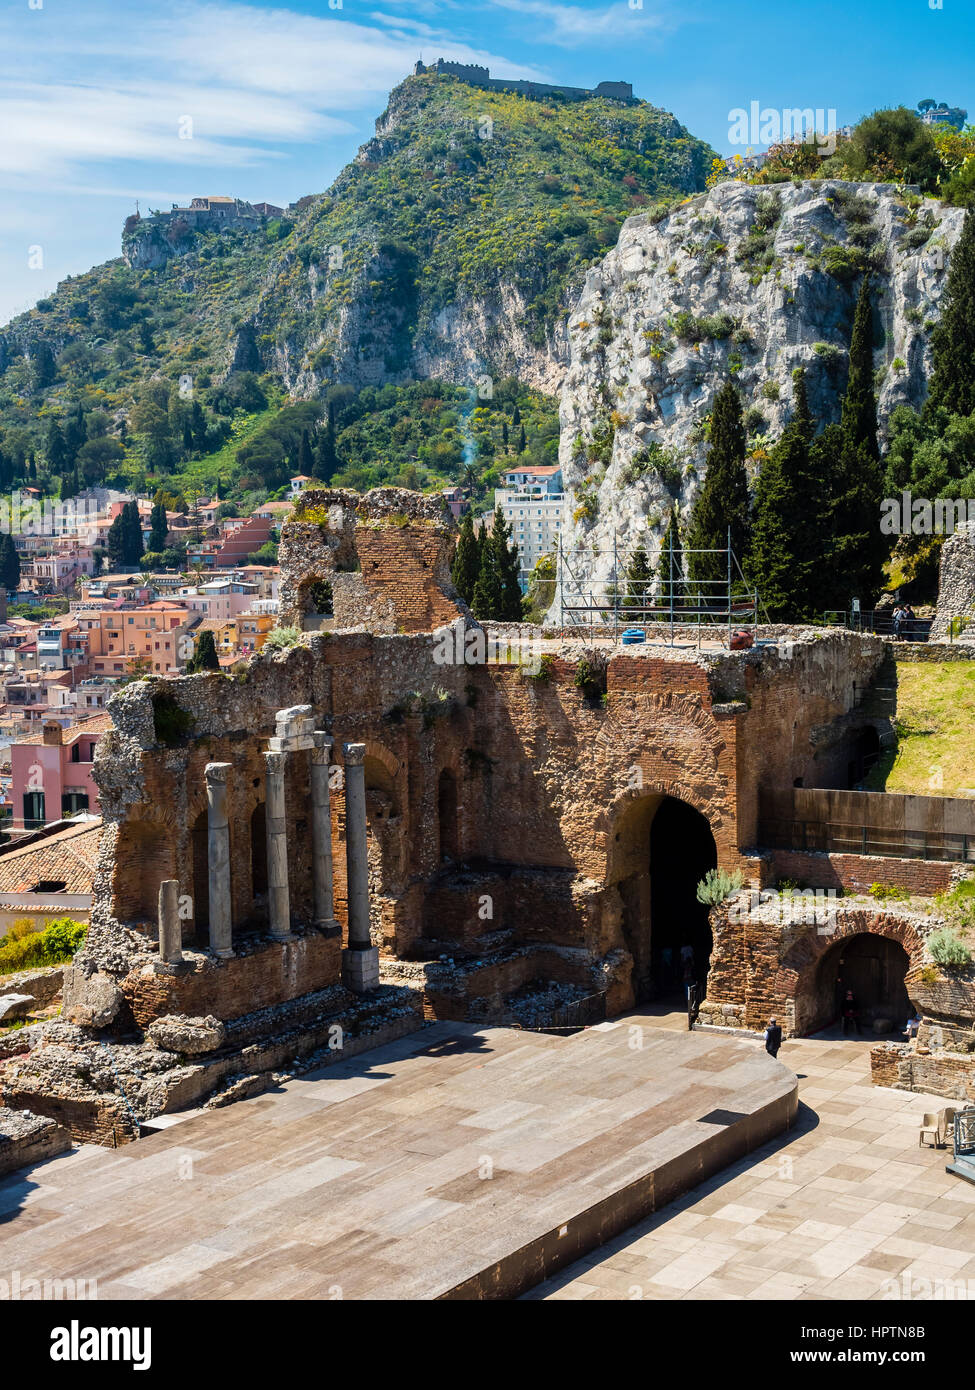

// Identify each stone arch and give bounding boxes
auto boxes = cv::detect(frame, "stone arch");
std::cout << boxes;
[190,809,209,940]
[295,573,334,632]
[112,817,177,924]
[782,912,926,1035]
[605,790,718,1003]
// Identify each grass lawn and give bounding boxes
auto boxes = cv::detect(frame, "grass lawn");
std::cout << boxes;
[866,660,975,797]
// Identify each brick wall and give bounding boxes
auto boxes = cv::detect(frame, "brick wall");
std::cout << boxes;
[767,849,955,896]
[871,1042,975,1102]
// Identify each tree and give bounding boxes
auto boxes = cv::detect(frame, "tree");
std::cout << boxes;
[686,381,750,586]
[517,424,526,453]
[148,500,169,552]
[188,629,220,673]
[654,507,685,609]
[836,108,942,190]
[0,533,20,591]
[32,342,56,392]
[746,371,822,619]
[927,206,975,418]
[623,545,652,610]
[298,429,314,477]
[315,403,337,482]
[841,276,879,460]
[451,512,479,605]
[46,419,67,474]
[106,513,126,568]
[472,509,522,620]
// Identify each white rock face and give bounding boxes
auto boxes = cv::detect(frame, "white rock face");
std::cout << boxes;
[550,180,964,616]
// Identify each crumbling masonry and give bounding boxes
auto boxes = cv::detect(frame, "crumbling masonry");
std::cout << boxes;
[2,487,972,1142]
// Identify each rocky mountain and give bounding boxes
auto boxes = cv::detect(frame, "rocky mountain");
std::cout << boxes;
[551,179,965,609]
[0,71,713,435]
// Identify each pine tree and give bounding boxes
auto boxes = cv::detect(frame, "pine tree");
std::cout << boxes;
[450,512,479,605]
[927,205,975,418]
[64,406,85,466]
[59,467,79,501]
[746,370,822,619]
[189,630,220,673]
[686,381,750,587]
[841,276,879,460]
[0,533,20,591]
[623,546,652,610]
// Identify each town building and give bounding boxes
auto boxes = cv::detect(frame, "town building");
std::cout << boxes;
[495,465,564,584]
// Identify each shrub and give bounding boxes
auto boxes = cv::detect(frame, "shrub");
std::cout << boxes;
[869,881,910,902]
[152,692,194,746]
[760,380,780,400]
[573,649,608,704]
[696,868,746,906]
[0,916,88,975]
[927,927,972,968]
[263,626,302,651]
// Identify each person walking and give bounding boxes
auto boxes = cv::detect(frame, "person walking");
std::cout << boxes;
[891,605,905,640]
[764,1017,783,1058]
[842,989,862,1035]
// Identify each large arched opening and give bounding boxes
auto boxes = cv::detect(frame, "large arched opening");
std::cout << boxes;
[799,932,911,1034]
[608,793,718,1003]
[437,768,459,863]
[250,802,268,905]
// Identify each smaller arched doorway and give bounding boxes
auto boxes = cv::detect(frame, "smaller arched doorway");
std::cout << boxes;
[250,803,268,904]
[803,932,911,1034]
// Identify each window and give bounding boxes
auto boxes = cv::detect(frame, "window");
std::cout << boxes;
[62,791,89,817]
[23,790,45,828]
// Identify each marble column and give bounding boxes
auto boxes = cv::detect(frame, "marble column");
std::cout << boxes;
[341,742,379,992]
[311,732,339,935]
[157,879,182,965]
[205,762,234,959]
[264,750,292,941]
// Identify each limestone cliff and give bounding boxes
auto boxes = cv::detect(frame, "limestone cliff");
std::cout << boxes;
[551,179,965,611]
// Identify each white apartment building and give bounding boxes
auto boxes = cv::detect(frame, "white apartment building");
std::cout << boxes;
[495,465,563,587]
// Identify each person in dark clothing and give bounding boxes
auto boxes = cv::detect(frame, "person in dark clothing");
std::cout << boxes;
[842,989,862,1035]
[765,1017,783,1057]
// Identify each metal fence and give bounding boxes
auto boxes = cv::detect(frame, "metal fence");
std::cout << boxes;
[759,818,975,863]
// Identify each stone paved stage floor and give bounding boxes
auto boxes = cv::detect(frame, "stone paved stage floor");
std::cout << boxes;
[528,1025,975,1300]
[0,1014,795,1300]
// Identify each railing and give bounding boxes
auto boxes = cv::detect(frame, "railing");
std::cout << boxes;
[760,818,975,863]
[955,1108,975,1157]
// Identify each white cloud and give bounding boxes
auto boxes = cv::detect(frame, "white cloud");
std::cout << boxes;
[0,1,544,190]
[486,0,671,48]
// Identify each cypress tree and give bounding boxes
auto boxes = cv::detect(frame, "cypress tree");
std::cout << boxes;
[106,513,126,568]
[623,545,652,610]
[451,512,479,604]
[149,500,169,552]
[517,424,526,454]
[746,370,821,619]
[46,419,67,474]
[654,508,685,610]
[122,500,144,564]
[686,381,750,586]
[64,406,85,465]
[841,276,879,460]
[316,404,337,482]
[495,509,523,619]
[189,629,220,672]
[472,530,503,619]
[926,205,975,418]
[0,533,20,591]
[298,429,314,476]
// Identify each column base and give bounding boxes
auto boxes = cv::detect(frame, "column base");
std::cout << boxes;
[316,918,342,939]
[269,931,293,944]
[213,949,235,961]
[342,946,380,994]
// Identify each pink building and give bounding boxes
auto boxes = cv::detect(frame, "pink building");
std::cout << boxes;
[10,714,111,829]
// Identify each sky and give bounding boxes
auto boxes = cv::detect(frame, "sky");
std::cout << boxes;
[0,0,972,325]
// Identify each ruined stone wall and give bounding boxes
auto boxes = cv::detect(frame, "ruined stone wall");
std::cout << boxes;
[766,849,957,896]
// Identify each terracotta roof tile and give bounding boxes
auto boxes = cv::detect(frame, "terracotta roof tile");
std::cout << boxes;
[0,819,101,895]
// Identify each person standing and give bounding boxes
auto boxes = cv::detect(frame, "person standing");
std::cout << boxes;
[842,989,861,1035]
[765,1017,783,1058]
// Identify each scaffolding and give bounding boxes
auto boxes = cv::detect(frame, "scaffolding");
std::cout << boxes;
[557,525,760,647]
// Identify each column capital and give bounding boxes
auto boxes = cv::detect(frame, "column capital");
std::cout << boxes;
[343,742,366,767]
[205,761,232,786]
[312,731,333,761]
[264,749,288,775]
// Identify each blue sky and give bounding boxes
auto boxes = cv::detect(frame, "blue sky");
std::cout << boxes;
[0,0,972,324]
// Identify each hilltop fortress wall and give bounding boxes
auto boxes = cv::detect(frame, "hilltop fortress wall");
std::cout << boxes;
[413,59,634,104]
